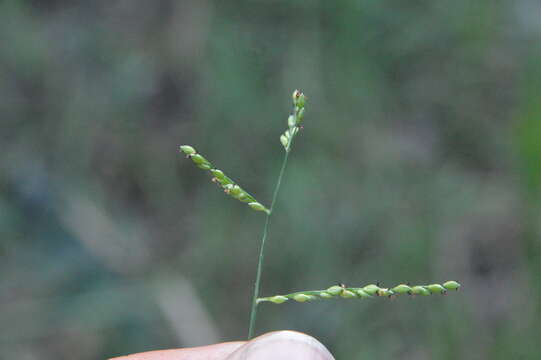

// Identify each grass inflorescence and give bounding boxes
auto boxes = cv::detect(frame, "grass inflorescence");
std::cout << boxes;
[179,145,270,214]
[257,281,461,304]
[179,89,460,340]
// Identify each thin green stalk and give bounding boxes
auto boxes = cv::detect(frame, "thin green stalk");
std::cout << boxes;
[248,144,293,339]
[248,89,305,338]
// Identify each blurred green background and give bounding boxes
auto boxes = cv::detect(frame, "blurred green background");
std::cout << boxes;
[1,1,541,359]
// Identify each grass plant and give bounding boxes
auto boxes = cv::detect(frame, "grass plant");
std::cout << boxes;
[180,90,460,340]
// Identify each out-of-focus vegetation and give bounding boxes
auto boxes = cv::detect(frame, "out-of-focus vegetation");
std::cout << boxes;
[1,1,540,359]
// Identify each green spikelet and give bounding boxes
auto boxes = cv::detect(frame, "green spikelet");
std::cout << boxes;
[411,286,431,296]
[443,281,461,291]
[363,284,380,295]
[293,294,314,302]
[392,284,413,294]
[326,285,343,296]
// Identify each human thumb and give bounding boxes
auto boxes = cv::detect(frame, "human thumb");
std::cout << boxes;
[225,331,335,360]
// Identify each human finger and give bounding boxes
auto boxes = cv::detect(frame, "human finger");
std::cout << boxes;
[110,341,245,360]
[225,331,335,360]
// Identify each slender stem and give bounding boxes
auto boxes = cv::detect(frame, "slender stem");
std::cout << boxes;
[248,140,294,339]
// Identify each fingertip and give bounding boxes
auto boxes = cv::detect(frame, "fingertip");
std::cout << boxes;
[110,341,245,360]
[226,331,335,360]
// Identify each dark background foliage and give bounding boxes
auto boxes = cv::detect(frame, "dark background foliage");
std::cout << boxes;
[2,1,541,359]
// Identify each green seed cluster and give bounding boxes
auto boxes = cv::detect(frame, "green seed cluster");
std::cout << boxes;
[257,281,461,304]
[280,90,306,151]
[179,145,270,214]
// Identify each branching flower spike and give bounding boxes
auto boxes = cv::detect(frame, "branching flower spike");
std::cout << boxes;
[179,89,461,341]
[257,281,461,304]
[179,145,270,214]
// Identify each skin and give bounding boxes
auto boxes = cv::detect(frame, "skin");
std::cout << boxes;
[111,331,335,360]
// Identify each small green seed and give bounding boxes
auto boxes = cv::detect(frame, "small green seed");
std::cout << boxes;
[270,296,289,304]
[280,135,289,148]
[340,290,357,298]
[293,294,313,302]
[392,284,413,294]
[295,92,306,108]
[180,145,196,155]
[319,292,333,299]
[249,202,266,212]
[297,108,305,122]
[356,289,372,298]
[217,177,232,186]
[326,285,343,296]
[443,281,461,291]
[210,169,225,180]
[288,115,296,127]
[229,185,242,197]
[237,193,251,202]
[197,163,211,170]
[377,288,393,297]
[363,284,380,295]
[411,286,431,296]
[427,284,447,294]
[232,191,248,200]
[190,154,206,165]
[292,89,301,102]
